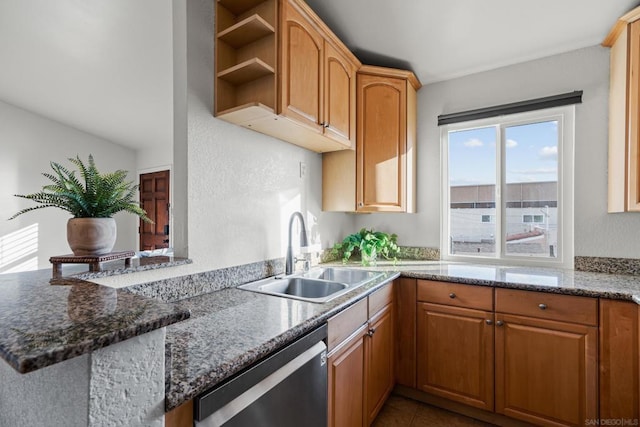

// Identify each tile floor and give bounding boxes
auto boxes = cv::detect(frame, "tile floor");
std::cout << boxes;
[373,394,497,427]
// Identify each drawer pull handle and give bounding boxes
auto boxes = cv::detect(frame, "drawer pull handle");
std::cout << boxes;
[449,293,456,299]
[496,320,504,326]
[485,319,493,325]
[538,303,547,310]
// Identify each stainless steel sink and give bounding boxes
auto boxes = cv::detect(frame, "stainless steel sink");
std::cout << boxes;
[260,277,348,298]
[302,267,380,285]
[238,267,383,303]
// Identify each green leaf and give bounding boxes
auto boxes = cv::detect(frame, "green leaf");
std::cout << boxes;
[10,154,153,223]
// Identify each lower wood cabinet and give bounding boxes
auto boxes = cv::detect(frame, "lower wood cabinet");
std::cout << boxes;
[165,399,193,427]
[414,280,604,427]
[416,303,494,411]
[328,324,367,427]
[599,299,640,419]
[365,302,394,424]
[494,313,597,426]
[494,288,598,426]
[327,281,395,427]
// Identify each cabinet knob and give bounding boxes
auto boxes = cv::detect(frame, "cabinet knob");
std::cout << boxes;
[485,319,493,325]
[496,320,504,326]
[358,202,363,207]
[449,293,456,299]
[367,328,376,337]
[538,303,547,310]
[323,122,330,128]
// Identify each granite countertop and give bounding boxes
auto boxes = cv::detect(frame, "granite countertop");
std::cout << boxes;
[0,266,190,374]
[163,271,399,411]
[350,260,640,303]
[6,254,640,412]
[163,260,640,411]
[67,255,192,280]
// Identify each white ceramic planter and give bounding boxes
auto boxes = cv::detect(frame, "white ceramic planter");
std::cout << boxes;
[67,218,117,256]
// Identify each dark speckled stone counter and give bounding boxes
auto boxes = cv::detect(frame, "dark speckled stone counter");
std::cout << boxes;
[161,260,640,411]
[163,271,399,410]
[365,261,640,301]
[69,256,192,279]
[0,268,190,373]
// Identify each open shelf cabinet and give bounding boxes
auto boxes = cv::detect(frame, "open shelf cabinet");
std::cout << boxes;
[215,0,277,116]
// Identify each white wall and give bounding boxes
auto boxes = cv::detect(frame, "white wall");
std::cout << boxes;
[184,0,352,271]
[0,100,139,272]
[355,45,640,259]
[0,328,165,427]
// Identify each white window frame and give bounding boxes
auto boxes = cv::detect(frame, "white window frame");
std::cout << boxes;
[440,105,574,268]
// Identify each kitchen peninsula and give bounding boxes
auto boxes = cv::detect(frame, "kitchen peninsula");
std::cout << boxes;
[3,257,640,425]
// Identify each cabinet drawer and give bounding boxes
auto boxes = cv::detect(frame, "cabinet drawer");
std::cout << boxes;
[417,280,493,311]
[327,298,367,352]
[495,288,598,326]
[368,282,394,318]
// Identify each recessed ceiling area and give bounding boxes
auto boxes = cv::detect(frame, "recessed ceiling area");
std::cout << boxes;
[304,0,639,84]
[0,0,174,151]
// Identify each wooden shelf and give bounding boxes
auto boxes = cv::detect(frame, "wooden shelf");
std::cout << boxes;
[217,58,274,85]
[218,14,274,48]
[218,0,265,16]
[216,103,275,124]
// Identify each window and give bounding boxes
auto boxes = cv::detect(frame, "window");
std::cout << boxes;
[523,215,544,223]
[441,106,574,267]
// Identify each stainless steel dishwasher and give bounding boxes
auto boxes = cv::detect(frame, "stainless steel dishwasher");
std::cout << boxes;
[194,325,327,427]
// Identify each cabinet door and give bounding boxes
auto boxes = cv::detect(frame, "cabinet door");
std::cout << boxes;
[416,302,494,411]
[495,313,597,426]
[328,326,366,427]
[364,303,394,425]
[323,41,356,147]
[280,0,323,132]
[627,20,640,211]
[599,299,639,419]
[356,74,407,212]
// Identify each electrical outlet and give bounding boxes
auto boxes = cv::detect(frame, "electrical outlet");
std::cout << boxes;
[299,161,307,178]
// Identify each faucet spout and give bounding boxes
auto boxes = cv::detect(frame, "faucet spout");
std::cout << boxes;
[285,211,309,275]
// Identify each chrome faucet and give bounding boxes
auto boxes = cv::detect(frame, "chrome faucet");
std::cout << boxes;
[285,211,309,275]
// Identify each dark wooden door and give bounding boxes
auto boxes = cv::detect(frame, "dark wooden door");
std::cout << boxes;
[139,170,170,251]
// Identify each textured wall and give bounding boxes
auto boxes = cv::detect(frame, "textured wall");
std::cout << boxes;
[0,329,165,426]
[0,100,138,273]
[354,45,640,259]
[184,0,353,272]
[89,328,165,426]
[0,353,90,426]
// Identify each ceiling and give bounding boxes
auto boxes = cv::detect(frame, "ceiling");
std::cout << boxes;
[305,0,639,84]
[0,0,173,152]
[0,1,637,151]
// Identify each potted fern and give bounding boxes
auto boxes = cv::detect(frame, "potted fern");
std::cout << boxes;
[9,155,152,256]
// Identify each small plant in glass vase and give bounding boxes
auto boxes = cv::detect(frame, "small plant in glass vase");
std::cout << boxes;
[332,228,399,266]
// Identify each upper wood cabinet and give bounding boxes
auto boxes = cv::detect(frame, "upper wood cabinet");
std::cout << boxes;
[323,65,421,213]
[605,6,640,212]
[215,0,359,153]
[280,0,358,147]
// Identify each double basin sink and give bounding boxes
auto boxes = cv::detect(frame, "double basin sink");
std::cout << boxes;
[238,267,383,303]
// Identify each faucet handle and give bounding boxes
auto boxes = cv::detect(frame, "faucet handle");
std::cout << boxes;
[294,256,311,272]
